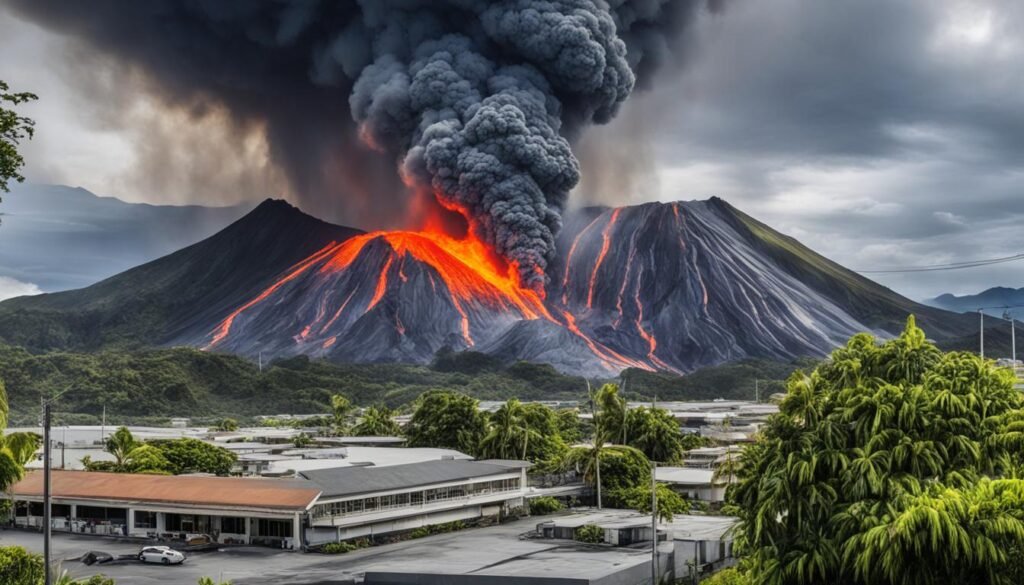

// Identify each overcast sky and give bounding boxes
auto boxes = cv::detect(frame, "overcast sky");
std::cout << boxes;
[1,0,1022,301]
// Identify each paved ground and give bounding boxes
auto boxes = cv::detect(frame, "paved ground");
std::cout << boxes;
[0,517,551,585]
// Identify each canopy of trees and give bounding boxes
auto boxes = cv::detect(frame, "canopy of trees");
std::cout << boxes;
[732,317,1024,585]
[85,427,236,475]
[352,405,401,436]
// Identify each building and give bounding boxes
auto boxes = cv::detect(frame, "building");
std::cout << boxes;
[302,459,530,545]
[11,470,320,549]
[10,458,533,550]
[656,467,729,502]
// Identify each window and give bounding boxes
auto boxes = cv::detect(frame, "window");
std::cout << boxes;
[256,518,292,538]
[165,513,182,531]
[51,504,71,517]
[135,511,157,529]
[77,506,126,522]
[220,517,246,534]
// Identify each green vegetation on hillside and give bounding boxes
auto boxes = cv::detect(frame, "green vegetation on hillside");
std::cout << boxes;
[0,346,798,425]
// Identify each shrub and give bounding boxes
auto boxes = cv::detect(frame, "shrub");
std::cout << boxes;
[0,546,43,585]
[574,524,604,544]
[528,496,564,516]
[409,520,467,539]
[320,539,370,554]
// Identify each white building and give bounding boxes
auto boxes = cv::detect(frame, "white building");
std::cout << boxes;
[303,459,530,545]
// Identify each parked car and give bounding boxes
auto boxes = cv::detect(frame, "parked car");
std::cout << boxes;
[138,546,186,565]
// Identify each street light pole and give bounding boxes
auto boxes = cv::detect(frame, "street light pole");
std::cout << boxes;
[651,394,658,585]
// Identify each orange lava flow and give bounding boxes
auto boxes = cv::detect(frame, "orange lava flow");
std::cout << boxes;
[633,268,677,372]
[559,309,649,371]
[587,209,621,310]
[205,242,343,348]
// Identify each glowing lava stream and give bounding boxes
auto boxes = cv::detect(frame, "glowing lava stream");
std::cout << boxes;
[586,209,621,310]
[632,267,678,373]
[207,226,653,372]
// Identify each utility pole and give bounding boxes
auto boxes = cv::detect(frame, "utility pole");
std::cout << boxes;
[100,404,106,444]
[42,402,52,585]
[587,379,601,510]
[259,351,263,374]
[650,392,659,585]
[755,379,760,404]
[980,310,985,359]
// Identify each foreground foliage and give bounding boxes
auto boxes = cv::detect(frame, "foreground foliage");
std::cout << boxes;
[732,316,1024,585]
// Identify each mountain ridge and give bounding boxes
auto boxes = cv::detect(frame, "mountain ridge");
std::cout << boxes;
[0,196,979,375]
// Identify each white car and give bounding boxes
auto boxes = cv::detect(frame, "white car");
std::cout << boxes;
[138,546,186,565]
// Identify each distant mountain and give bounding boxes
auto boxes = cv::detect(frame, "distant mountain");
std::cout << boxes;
[0,184,252,295]
[926,287,1024,319]
[0,197,978,376]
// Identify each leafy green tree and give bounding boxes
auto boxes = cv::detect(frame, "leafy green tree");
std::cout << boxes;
[611,482,690,521]
[151,438,236,475]
[565,443,650,504]
[0,545,43,585]
[731,316,1024,585]
[215,418,238,432]
[352,405,401,436]
[680,433,712,451]
[0,379,30,494]
[123,444,171,474]
[555,408,583,444]
[0,81,36,197]
[404,390,486,454]
[623,406,685,464]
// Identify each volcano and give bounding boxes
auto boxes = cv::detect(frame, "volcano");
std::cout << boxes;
[0,197,975,375]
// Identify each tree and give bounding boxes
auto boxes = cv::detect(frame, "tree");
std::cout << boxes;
[612,483,690,522]
[0,378,29,494]
[0,81,36,197]
[555,408,583,444]
[623,406,685,464]
[0,545,43,585]
[214,418,238,432]
[123,444,171,474]
[105,427,138,469]
[330,393,354,431]
[731,316,1024,585]
[479,399,542,461]
[594,383,627,445]
[352,405,401,436]
[404,390,486,454]
[565,443,650,505]
[153,438,236,475]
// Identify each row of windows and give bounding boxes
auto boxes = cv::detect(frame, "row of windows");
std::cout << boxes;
[312,477,521,519]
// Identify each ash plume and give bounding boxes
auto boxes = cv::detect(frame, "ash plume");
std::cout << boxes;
[5,0,716,289]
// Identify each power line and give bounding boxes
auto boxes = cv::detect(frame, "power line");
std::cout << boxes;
[856,252,1024,274]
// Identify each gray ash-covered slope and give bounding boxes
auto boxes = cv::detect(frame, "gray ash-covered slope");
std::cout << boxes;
[0,197,972,375]
[0,200,359,351]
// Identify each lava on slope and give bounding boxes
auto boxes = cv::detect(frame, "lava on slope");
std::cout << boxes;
[204,226,644,374]
[203,199,878,376]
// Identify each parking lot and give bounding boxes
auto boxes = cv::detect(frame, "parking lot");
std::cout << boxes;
[0,517,549,585]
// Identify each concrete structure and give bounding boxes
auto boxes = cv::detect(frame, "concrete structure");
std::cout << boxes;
[302,459,530,545]
[656,467,729,502]
[12,470,320,549]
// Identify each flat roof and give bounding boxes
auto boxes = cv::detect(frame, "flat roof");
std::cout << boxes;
[13,470,321,511]
[302,459,527,499]
[656,467,716,485]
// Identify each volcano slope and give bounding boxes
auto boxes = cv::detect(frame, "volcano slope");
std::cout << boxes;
[0,198,974,375]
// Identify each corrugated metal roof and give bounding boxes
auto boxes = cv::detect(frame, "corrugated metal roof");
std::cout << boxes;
[301,459,525,498]
[13,470,320,511]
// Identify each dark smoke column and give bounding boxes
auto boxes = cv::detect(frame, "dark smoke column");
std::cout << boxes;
[345,1,635,293]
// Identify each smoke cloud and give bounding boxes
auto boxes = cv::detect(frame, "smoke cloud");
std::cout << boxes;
[5,0,714,288]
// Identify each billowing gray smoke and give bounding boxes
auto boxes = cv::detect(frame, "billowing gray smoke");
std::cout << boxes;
[5,0,716,290]
[343,2,634,290]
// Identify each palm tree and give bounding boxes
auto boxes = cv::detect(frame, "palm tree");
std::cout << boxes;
[330,394,354,432]
[105,426,138,470]
[352,405,401,437]
[479,399,542,461]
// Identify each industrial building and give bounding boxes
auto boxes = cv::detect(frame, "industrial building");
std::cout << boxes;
[10,458,531,550]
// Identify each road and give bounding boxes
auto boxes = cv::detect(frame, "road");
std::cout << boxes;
[0,517,545,585]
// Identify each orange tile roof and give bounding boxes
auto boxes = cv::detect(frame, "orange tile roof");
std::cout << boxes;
[13,470,320,511]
